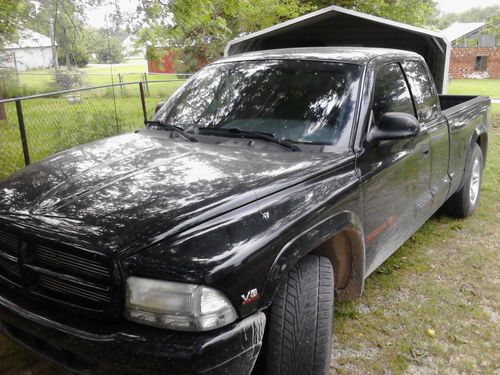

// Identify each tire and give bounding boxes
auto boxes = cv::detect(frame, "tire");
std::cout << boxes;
[265,256,334,375]
[443,143,483,218]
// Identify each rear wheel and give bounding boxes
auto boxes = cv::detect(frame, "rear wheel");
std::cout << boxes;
[443,143,483,218]
[264,255,334,375]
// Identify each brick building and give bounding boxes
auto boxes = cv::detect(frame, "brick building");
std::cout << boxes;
[442,22,500,79]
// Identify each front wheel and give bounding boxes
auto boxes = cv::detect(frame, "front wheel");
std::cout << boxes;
[265,255,334,375]
[443,143,483,218]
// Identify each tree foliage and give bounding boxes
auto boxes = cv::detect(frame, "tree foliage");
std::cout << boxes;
[432,5,500,29]
[136,0,437,71]
[94,29,125,64]
[310,0,436,27]
[27,0,105,68]
[0,0,30,47]
[428,5,500,47]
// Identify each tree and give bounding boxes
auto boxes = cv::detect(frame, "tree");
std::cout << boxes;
[135,0,436,72]
[0,0,30,47]
[431,5,500,30]
[94,29,125,64]
[427,5,500,46]
[484,14,500,47]
[0,0,30,119]
[27,0,104,69]
[306,0,436,27]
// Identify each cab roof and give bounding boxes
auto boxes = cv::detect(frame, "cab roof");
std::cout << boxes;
[216,46,422,65]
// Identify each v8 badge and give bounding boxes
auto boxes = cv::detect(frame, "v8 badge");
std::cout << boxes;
[241,288,259,305]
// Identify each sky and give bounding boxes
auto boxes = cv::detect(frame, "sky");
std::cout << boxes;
[435,0,500,14]
[86,0,500,29]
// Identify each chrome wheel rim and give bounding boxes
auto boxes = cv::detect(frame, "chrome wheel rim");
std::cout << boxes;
[469,157,481,206]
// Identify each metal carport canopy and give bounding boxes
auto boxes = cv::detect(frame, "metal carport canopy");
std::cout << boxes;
[225,6,450,93]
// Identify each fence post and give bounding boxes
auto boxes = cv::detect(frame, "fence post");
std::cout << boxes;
[139,82,147,124]
[15,99,30,166]
[143,73,150,96]
[118,73,124,96]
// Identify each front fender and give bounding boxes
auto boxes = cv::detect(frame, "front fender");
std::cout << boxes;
[259,211,365,308]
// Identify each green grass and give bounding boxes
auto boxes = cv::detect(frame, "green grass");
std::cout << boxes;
[0,80,185,179]
[448,79,500,98]
[3,64,182,98]
[332,104,500,374]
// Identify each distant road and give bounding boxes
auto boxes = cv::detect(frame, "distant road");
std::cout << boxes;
[87,60,147,68]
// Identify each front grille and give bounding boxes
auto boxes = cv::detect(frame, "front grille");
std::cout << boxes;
[0,253,20,277]
[0,230,18,252]
[0,230,21,283]
[37,273,111,303]
[0,229,118,317]
[34,244,110,279]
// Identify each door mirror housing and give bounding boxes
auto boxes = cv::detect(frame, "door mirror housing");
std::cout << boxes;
[367,112,420,143]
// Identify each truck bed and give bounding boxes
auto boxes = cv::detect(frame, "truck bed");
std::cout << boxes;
[439,95,490,113]
[438,94,490,196]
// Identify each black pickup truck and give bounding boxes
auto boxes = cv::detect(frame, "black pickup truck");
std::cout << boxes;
[0,47,490,374]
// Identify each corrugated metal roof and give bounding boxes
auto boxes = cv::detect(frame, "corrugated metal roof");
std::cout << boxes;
[4,29,54,49]
[225,6,450,93]
[441,22,485,42]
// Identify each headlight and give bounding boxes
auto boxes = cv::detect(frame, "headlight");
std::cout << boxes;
[125,276,238,331]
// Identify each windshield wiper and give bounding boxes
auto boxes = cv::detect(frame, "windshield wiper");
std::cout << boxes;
[145,120,198,142]
[197,128,301,152]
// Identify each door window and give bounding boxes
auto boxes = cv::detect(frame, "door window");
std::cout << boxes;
[372,63,415,126]
[403,60,439,122]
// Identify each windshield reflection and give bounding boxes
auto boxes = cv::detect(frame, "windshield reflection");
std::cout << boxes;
[154,60,361,146]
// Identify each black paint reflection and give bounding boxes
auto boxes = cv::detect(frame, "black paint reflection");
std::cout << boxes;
[0,133,351,253]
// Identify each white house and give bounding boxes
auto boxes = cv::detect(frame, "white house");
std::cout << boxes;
[1,30,56,71]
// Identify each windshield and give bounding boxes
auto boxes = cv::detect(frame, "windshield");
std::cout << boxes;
[153,60,362,146]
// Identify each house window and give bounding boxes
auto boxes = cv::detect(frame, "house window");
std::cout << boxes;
[475,56,487,71]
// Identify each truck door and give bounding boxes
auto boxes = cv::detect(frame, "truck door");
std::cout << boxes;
[403,60,450,214]
[358,62,432,275]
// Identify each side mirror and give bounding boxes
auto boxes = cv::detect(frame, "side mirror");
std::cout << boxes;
[367,112,420,143]
[154,102,166,114]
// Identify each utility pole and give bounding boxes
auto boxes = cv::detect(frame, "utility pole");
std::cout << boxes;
[48,8,59,70]
[62,26,71,69]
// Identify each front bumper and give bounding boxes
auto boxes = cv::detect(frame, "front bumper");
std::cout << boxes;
[0,290,266,374]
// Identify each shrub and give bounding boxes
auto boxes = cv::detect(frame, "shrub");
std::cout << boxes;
[50,69,83,91]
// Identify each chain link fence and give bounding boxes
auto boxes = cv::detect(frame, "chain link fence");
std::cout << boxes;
[0,78,190,180]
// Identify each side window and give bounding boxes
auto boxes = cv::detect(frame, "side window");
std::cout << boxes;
[372,63,415,126]
[403,60,439,122]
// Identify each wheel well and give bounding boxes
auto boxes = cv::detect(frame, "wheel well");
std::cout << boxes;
[476,133,488,165]
[310,229,364,301]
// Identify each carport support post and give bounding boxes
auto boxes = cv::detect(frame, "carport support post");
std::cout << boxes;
[15,99,30,166]
[139,82,147,124]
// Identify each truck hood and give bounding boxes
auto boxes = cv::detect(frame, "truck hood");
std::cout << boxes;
[0,132,352,254]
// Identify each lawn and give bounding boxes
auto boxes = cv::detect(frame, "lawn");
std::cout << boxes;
[448,79,500,98]
[0,79,186,179]
[3,63,183,98]
[0,84,498,375]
